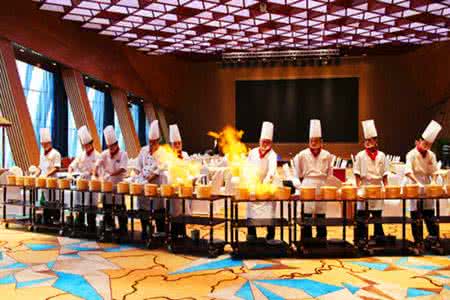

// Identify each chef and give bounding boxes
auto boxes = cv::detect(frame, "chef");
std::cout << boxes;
[168,123,190,238]
[68,125,100,233]
[293,119,334,239]
[246,121,278,244]
[94,125,128,241]
[405,120,442,246]
[36,128,61,225]
[353,120,389,247]
[135,120,166,239]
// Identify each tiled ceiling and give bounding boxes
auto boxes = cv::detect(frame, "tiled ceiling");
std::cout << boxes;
[33,0,450,55]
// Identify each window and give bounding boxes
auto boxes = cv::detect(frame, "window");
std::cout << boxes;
[86,86,105,147]
[130,103,149,146]
[114,111,126,150]
[0,132,14,168]
[86,86,125,150]
[67,105,81,157]
[16,60,54,151]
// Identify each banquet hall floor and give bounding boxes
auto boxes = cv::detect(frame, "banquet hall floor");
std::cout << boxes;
[0,221,449,300]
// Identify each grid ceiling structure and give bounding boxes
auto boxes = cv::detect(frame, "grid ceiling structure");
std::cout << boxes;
[34,0,450,55]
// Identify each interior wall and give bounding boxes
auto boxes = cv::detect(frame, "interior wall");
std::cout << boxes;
[0,0,193,110]
[176,42,450,159]
[1,1,448,159]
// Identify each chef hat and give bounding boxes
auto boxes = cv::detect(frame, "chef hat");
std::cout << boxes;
[260,121,274,141]
[78,125,93,145]
[169,124,182,143]
[103,125,117,146]
[309,119,322,138]
[148,120,160,141]
[362,119,377,139]
[39,128,51,143]
[422,120,442,143]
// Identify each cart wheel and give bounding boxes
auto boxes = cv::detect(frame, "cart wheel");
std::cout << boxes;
[168,244,174,253]
[29,225,34,232]
[58,228,65,236]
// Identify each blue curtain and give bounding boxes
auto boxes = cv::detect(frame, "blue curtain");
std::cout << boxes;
[51,67,68,157]
[130,103,148,146]
[16,60,54,153]
[102,90,114,150]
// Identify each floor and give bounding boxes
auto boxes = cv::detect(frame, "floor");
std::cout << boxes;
[0,221,449,300]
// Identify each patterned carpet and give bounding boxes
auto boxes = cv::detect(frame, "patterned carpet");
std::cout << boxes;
[0,223,449,300]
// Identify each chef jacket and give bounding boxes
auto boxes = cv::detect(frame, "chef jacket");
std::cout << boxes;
[95,149,128,184]
[353,149,389,210]
[39,148,61,177]
[405,147,439,210]
[246,147,278,219]
[294,148,333,214]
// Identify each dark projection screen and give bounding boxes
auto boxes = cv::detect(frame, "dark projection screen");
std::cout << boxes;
[235,78,359,143]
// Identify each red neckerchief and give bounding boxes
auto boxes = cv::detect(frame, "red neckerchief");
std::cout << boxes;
[150,146,158,155]
[365,147,378,161]
[309,147,321,157]
[44,147,52,156]
[259,147,271,159]
[86,148,94,156]
[177,150,183,159]
[109,148,119,158]
[416,145,427,158]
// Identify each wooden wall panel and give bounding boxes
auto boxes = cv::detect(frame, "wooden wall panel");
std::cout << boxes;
[155,106,169,143]
[176,42,450,158]
[110,88,140,157]
[0,38,39,169]
[61,68,101,151]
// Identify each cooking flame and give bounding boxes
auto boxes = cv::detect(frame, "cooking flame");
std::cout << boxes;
[157,144,201,186]
[217,126,277,195]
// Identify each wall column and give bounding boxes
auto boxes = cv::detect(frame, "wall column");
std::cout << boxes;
[110,88,140,157]
[61,68,101,151]
[0,38,39,169]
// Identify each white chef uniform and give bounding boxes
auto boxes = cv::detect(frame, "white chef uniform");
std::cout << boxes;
[167,123,191,216]
[135,120,167,210]
[354,120,389,210]
[246,122,278,219]
[39,128,61,177]
[95,126,128,204]
[294,119,333,214]
[405,120,442,211]
[69,126,100,206]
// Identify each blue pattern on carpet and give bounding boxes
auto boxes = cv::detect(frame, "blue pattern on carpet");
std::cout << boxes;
[342,282,360,294]
[256,279,342,298]
[0,262,28,270]
[235,281,254,300]
[54,271,102,300]
[347,261,389,271]
[254,282,284,300]
[407,288,434,298]
[0,274,16,285]
[26,243,57,251]
[251,263,274,270]
[16,278,53,288]
[171,257,243,274]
